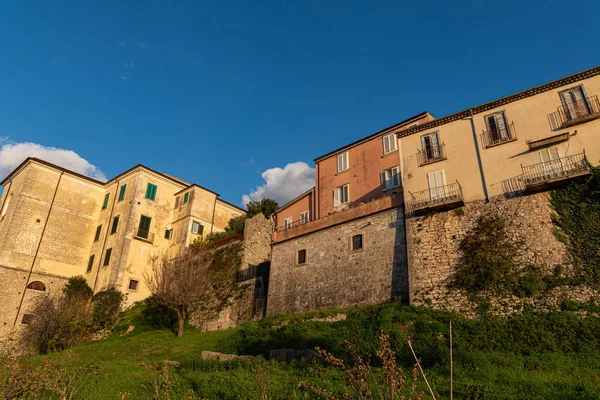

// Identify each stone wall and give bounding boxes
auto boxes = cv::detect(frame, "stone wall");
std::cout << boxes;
[407,192,600,317]
[267,206,407,316]
[241,214,273,270]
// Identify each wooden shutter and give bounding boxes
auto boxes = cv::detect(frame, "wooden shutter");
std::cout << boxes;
[174,196,180,208]
[118,185,127,201]
[383,135,390,154]
[392,167,400,187]
[333,188,340,207]
[343,185,349,203]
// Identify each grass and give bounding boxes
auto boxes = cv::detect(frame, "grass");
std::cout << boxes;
[30,302,600,399]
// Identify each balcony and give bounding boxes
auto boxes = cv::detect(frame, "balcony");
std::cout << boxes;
[522,152,590,191]
[551,95,600,128]
[417,143,446,166]
[134,229,155,243]
[481,122,517,148]
[275,217,310,232]
[408,182,464,215]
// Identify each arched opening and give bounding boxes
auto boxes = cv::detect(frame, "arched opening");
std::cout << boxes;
[26,281,46,291]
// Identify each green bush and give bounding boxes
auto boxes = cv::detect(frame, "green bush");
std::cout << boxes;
[560,299,581,312]
[141,295,178,331]
[64,276,93,299]
[226,215,248,234]
[516,272,542,298]
[92,288,124,329]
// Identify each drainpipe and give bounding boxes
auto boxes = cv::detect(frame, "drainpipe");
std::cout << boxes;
[13,172,63,326]
[468,109,489,201]
[210,195,217,234]
[92,179,120,292]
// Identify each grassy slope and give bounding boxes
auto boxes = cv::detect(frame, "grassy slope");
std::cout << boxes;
[61,303,600,400]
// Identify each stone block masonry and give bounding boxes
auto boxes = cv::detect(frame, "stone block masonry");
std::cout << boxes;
[267,207,407,316]
[407,192,600,317]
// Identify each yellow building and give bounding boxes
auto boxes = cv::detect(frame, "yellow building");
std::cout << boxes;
[399,65,600,213]
[0,158,245,338]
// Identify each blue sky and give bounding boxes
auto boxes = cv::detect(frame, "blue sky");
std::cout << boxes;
[0,0,598,206]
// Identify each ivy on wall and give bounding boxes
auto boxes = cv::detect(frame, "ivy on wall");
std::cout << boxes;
[551,166,600,287]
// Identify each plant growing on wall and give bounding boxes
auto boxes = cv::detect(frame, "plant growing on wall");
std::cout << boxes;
[551,166,600,287]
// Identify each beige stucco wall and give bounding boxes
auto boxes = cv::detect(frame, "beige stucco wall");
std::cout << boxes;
[400,75,600,202]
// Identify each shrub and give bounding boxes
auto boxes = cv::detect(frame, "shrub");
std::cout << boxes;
[227,215,248,235]
[560,299,581,312]
[92,288,124,330]
[141,295,178,331]
[246,198,278,218]
[64,276,93,299]
[516,270,542,298]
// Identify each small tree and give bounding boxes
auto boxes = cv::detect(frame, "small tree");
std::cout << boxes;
[144,251,211,337]
[63,276,93,300]
[246,198,278,218]
[227,215,248,234]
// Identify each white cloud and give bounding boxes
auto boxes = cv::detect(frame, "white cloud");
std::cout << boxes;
[242,162,315,207]
[0,139,107,182]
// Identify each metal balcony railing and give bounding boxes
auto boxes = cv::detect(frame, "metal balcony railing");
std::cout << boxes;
[417,143,446,166]
[551,95,600,128]
[521,152,590,189]
[135,229,155,242]
[408,182,464,214]
[275,216,311,232]
[481,122,517,148]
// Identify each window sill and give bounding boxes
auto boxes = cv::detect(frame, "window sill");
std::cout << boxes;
[350,248,364,254]
[133,235,154,244]
[483,137,517,149]
[335,169,350,176]
[382,185,401,192]
[418,157,447,167]
[382,150,398,158]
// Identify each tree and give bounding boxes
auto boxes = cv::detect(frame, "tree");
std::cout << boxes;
[144,251,211,337]
[246,198,278,219]
[63,276,93,300]
[227,214,248,234]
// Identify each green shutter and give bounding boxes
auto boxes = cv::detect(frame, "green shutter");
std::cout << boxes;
[111,216,119,234]
[183,192,189,203]
[102,193,110,209]
[118,185,127,202]
[145,183,157,201]
[87,255,95,273]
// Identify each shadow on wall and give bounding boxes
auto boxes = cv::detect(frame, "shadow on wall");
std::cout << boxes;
[391,207,409,304]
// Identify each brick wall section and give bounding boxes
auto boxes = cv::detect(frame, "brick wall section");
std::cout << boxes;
[267,207,407,316]
[408,192,599,316]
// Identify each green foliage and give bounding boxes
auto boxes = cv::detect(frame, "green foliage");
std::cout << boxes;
[454,214,519,294]
[64,276,93,299]
[550,166,600,286]
[560,299,581,312]
[515,267,542,298]
[246,198,278,218]
[92,288,124,330]
[226,214,248,234]
[141,295,179,332]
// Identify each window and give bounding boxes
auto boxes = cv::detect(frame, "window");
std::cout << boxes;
[128,279,139,291]
[174,196,180,209]
[137,216,152,239]
[21,314,34,325]
[351,234,363,251]
[337,152,349,173]
[118,184,127,202]
[102,193,110,210]
[539,147,563,175]
[300,211,310,224]
[420,132,442,163]
[145,183,157,201]
[103,248,112,266]
[381,167,400,190]
[87,255,95,273]
[183,192,190,204]
[94,225,102,242]
[26,281,46,291]
[485,111,511,144]
[297,249,307,265]
[191,221,204,235]
[333,184,350,207]
[165,228,173,239]
[110,216,119,235]
[559,85,590,120]
[427,170,447,201]
[284,217,293,230]
[382,133,398,155]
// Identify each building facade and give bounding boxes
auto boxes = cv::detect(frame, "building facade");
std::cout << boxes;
[0,158,244,339]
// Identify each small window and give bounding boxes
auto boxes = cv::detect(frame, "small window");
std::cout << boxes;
[300,211,310,224]
[382,133,398,155]
[21,314,34,325]
[420,132,443,163]
[103,248,112,266]
[297,249,306,265]
[94,225,102,242]
[351,234,363,251]
[128,279,139,291]
[183,192,190,204]
[381,167,400,190]
[110,216,119,235]
[174,196,180,209]
[26,281,46,291]
[145,183,157,201]
[87,255,95,273]
[118,184,127,202]
[284,217,293,230]
[165,228,173,239]
[102,193,110,210]
[333,184,350,207]
[191,221,203,235]
[337,152,349,173]
[137,215,152,239]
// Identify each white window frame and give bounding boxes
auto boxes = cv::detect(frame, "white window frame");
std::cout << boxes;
[284,217,293,230]
[337,152,349,173]
[300,210,310,224]
[381,166,400,190]
[333,184,350,207]
[382,133,398,155]
[191,221,202,234]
